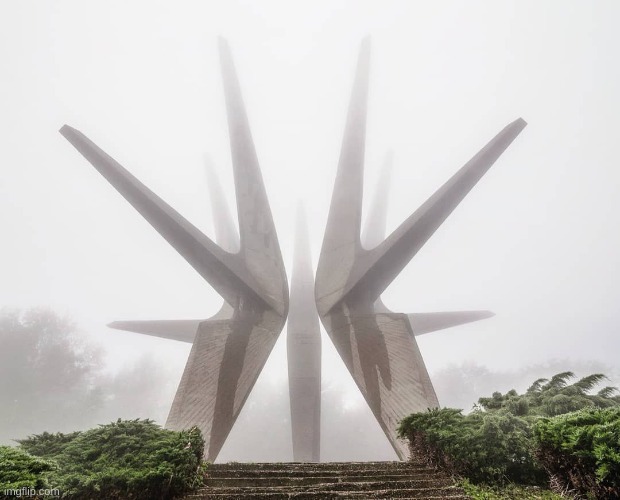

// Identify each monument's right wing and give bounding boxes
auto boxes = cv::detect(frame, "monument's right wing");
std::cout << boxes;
[316,38,525,459]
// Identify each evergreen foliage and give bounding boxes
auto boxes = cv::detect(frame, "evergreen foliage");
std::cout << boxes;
[534,407,620,498]
[0,446,56,491]
[398,408,545,485]
[9,419,205,499]
[398,372,620,492]
[476,372,620,417]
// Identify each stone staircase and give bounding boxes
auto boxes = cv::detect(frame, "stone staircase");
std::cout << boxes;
[186,460,469,499]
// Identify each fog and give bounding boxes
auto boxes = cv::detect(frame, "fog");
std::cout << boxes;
[1,1,619,461]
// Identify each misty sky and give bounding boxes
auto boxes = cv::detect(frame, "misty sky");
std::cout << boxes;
[1,1,619,461]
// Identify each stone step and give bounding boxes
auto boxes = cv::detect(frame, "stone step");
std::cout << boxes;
[186,487,468,499]
[206,468,436,478]
[205,475,452,488]
[186,461,469,500]
[193,480,461,494]
[211,461,423,471]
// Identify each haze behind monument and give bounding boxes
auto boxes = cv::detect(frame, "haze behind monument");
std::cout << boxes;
[1,0,619,461]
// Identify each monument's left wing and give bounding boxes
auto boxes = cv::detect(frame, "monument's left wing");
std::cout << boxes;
[60,38,288,462]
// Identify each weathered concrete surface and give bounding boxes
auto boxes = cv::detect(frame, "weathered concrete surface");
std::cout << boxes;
[60,38,288,462]
[315,38,526,459]
[287,207,321,462]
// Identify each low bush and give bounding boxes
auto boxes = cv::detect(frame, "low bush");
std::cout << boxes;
[534,407,620,498]
[397,408,545,485]
[0,445,56,491]
[398,372,620,494]
[13,419,205,499]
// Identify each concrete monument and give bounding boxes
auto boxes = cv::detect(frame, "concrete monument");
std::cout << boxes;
[315,38,526,459]
[60,36,526,463]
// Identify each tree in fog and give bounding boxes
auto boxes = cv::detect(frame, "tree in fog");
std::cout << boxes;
[432,360,620,413]
[0,309,103,443]
[0,308,177,444]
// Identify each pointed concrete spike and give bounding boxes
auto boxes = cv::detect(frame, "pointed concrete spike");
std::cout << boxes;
[205,157,239,254]
[407,310,495,336]
[341,118,527,307]
[287,204,321,462]
[60,125,269,310]
[315,38,371,312]
[108,320,203,343]
[362,151,393,249]
[218,39,288,316]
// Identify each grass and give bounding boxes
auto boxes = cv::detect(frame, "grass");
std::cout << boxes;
[459,479,566,499]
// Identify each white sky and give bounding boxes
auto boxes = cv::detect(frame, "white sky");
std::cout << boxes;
[1,0,619,460]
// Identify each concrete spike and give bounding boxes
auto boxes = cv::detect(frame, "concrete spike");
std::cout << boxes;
[315,37,371,316]
[205,156,239,254]
[108,320,202,343]
[218,38,288,317]
[287,205,321,462]
[60,125,268,311]
[408,311,495,336]
[344,119,527,306]
[362,151,393,250]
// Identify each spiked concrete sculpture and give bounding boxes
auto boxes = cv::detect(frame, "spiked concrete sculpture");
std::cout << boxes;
[315,38,526,459]
[60,39,289,462]
[287,207,321,462]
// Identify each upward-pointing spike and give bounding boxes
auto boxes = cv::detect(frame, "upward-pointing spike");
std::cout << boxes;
[321,38,371,252]
[60,125,267,310]
[332,118,527,310]
[362,151,393,249]
[218,38,288,316]
[204,157,239,254]
[315,39,371,310]
[287,204,321,462]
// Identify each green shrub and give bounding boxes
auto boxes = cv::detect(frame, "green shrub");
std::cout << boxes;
[398,371,619,492]
[477,372,619,418]
[0,445,56,491]
[16,419,206,499]
[534,407,620,498]
[397,408,545,485]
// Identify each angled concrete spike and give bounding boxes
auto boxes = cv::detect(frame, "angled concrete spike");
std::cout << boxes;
[218,38,288,317]
[408,311,495,336]
[60,125,269,312]
[61,39,288,462]
[344,118,527,307]
[361,153,495,334]
[205,157,239,254]
[106,164,237,344]
[316,37,370,305]
[108,320,203,343]
[316,38,526,460]
[362,151,393,250]
[287,205,321,462]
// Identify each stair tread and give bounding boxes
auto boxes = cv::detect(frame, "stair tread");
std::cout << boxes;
[184,461,468,499]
